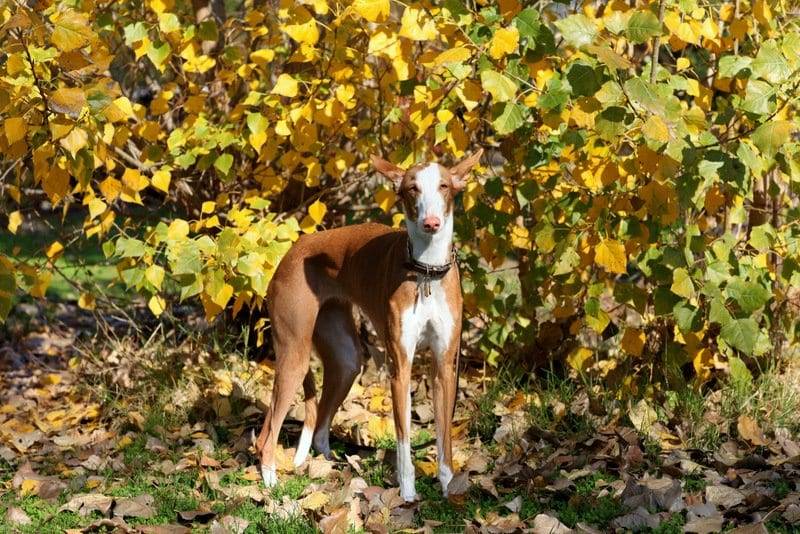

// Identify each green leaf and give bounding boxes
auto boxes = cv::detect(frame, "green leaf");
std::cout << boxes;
[480,70,518,102]
[718,55,752,78]
[720,318,759,355]
[624,77,666,116]
[752,120,792,160]
[147,41,171,69]
[214,153,234,174]
[670,268,694,298]
[566,62,602,97]
[513,8,555,54]
[751,40,791,84]
[741,80,775,115]
[626,10,662,44]
[554,14,597,48]
[728,356,753,387]
[726,278,771,314]
[595,106,627,140]
[115,237,147,258]
[492,102,525,135]
[538,78,570,111]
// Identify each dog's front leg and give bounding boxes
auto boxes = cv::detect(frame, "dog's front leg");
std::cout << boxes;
[433,345,457,495]
[388,341,416,502]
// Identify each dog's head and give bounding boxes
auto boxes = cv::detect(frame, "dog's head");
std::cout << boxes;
[371,149,483,235]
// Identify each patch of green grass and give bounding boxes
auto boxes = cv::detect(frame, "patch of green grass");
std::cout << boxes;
[766,518,800,534]
[772,478,791,500]
[416,477,499,532]
[271,475,311,501]
[555,494,625,529]
[653,512,685,534]
[574,471,617,496]
[105,471,200,524]
[528,373,595,437]
[374,435,397,450]
[122,435,160,470]
[719,361,800,437]
[0,495,85,534]
[361,456,390,487]
[231,501,318,533]
[683,475,707,493]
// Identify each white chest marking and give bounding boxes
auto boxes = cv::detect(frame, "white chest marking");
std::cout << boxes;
[399,279,455,361]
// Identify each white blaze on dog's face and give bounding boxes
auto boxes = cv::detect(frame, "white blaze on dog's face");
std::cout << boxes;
[370,150,483,236]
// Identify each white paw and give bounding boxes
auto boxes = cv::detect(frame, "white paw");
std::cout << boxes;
[439,465,453,496]
[261,465,277,488]
[401,490,418,503]
[293,426,313,467]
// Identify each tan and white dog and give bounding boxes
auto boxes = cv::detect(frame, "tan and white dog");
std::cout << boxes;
[254,149,483,501]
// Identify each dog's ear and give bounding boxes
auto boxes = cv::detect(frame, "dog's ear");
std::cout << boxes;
[371,155,405,187]
[450,148,483,190]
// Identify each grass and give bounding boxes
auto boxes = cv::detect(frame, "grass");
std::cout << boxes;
[0,214,119,302]
[231,501,318,534]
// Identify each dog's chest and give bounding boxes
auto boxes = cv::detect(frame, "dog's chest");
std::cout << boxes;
[398,278,455,359]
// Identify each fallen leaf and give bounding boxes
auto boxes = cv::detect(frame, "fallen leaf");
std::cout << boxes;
[737,415,768,447]
[532,513,573,534]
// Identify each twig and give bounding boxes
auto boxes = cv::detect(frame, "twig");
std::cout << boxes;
[650,0,666,84]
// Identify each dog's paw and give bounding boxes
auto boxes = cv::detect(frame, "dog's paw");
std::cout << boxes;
[261,465,277,488]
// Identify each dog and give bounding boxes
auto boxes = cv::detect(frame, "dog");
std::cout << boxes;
[254,149,483,501]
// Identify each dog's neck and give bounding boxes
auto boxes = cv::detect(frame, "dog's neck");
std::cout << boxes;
[406,214,454,266]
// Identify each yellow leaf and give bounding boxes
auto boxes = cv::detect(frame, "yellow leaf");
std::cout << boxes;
[145,265,165,290]
[99,177,122,201]
[59,127,88,157]
[299,215,317,234]
[4,117,27,144]
[435,46,473,65]
[117,435,134,449]
[151,169,171,193]
[249,131,267,152]
[399,7,438,41]
[201,201,216,214]
[43,166,71,205]
[272,73,299,97]
[122,168,149,192]
[567,347,593,371]
[148,295,166,316]
[52,10,93,52]
[463,181,482,211]
[50,87,86,116]
[308,199,327,224]
[620,329,645,357]
[300,491,330,511]
[167,219,190,240]
[375,188,396,213]
[282,6,319,45]
[46,241,64,259]
[489,26,519,59]
[88,198,107,219]
[78,293,96,310]
[30,271,52,298]
[753,0,772,26]
[594,239,627,274]
[352,0,389,22]
[642,115,670,143]
[366,415,395,442]
[7,211,22,234]
[676,57,690,71]
[249,48,275,64]
[20,478,40,496]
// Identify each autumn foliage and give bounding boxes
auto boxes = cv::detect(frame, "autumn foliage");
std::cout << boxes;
[1,0,799,392]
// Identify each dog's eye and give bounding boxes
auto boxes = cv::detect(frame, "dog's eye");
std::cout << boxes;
[408,184,419,193]
[439,183,448,190]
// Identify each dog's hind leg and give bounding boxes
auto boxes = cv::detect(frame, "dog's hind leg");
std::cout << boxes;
[311,301,362,459]
[293,371,317,467]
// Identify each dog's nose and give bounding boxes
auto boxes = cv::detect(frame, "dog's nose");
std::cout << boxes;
[422,216,441,233]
